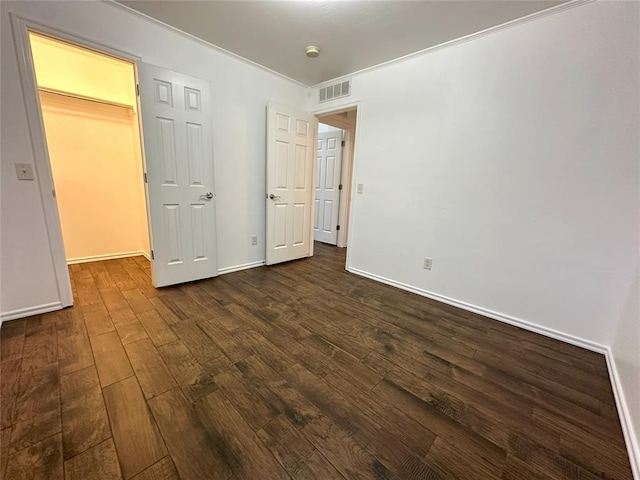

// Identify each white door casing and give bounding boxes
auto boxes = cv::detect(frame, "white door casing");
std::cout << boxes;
[314,130,343,245]
[266,102,318,265]
[138,63,218,287]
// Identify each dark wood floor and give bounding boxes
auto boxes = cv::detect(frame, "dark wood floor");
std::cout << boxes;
[0,243,632,479]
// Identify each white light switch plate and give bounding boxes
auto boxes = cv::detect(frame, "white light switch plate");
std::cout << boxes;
[15,163,35,181]
[357,183,364,194]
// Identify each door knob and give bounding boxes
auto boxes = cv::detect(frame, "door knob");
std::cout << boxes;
[200,192,214,200]
[269,194,281,200]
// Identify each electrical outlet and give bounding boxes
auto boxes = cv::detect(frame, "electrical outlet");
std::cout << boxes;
[251,235,258,246]
[357,183,364,194]
[423,257,433,270]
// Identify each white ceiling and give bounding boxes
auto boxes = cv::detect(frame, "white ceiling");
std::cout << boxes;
[117,0,566,86]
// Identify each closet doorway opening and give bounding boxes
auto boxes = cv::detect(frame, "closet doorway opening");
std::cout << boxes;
[28,32,151,268]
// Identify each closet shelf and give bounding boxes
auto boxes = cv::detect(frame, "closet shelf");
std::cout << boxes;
[39,87,135,112]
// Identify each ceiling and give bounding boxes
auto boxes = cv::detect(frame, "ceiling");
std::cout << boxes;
[117,0,566,86]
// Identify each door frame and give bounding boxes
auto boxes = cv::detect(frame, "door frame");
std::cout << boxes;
[10,13,150,308]
[312,102,361,259]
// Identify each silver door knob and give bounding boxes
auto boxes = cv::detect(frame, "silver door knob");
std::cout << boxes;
[269,194,281,200]
[200,192,214,200]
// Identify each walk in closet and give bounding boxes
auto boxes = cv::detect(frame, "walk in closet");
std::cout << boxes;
[30,32,149,264]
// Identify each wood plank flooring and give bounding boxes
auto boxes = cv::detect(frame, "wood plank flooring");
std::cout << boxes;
[0,243,633,479]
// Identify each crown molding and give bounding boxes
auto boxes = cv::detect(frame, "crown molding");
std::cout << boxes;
[312,0,594,89]
[103,0,307,88]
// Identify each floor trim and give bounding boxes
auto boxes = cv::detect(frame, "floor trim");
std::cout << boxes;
[0,302,62,323]
[348,267,607,353]
[605,349,640,480]
[218,260,265,276]
[67,251,149,265]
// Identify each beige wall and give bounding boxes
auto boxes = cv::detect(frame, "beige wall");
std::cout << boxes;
[30,32,137,109]
[33,34,149,263]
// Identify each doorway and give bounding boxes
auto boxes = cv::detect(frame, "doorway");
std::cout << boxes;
[314,122,344,246]
[265,103,358,267]
[315,108,357,250]
[28,32,151,266]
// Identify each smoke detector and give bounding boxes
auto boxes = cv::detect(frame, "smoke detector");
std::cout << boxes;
[305,46,320,58]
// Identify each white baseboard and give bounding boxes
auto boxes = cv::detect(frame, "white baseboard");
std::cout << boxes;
[67,251,148,265]
[348,266,639,477]
[605,349,640,480]
[0,302,62,323]
[218,260,265,276]
[347,266,607,353]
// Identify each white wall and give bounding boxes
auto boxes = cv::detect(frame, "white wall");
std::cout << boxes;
[312,0,638,347]
[310,0,639,471]
[319,123,342,133]
[0,0,307,318]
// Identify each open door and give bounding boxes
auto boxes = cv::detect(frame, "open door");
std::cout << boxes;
[314,129,343,245]
[266,102,317,265]
[138,63,218,287]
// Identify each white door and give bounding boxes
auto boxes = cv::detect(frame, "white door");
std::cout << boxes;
[138,63,218,287]
[314,130,343,245]
[266,102,317,265]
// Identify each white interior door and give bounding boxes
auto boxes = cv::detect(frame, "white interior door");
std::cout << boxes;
[138,63,218,287]
[314,130,343,245]
[266,102,317,265]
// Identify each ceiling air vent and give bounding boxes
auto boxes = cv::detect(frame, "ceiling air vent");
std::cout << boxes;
[319,79,351,103]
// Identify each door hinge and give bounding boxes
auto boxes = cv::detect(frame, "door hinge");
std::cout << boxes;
[341,140,345,147]
[151,250,155,260]
[336,225,340,231]
[136,84,140,96]
[338,184,343,190]
[144,172,148,183]
[52,188,56,198]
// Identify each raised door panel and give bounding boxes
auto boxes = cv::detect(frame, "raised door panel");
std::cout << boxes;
[190,204,207,261]
[296,119,309,138]
[322,200,333,233]
[153,80,173,107]
[293,204,306,246]
[276,113,290,133]
[162,205,183,265]
[273,204,287,249]
[184,87,201,112]
[156,118,178,186]
[275,141,289,190]
[324,156,336,191]
[186,123,204,187]
[294,145,307,190]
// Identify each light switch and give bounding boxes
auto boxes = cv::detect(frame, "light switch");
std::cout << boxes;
[357,183,364,194]
[15,163,35,181]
